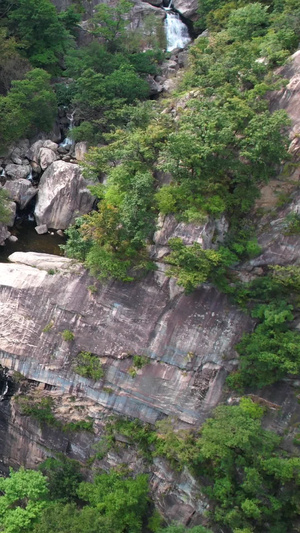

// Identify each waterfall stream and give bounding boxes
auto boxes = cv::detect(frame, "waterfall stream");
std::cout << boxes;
[60,109,75,149]
[164,4,191,52]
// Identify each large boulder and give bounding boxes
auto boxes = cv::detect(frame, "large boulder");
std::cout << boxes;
[0,224,10,246]
[5,164,31,180]
[34,161,94,229]
[27,140,44,164]
[27,140,59,170]
[4,179,37,210]
[75,142,88,161]
[39,147,58,170]
[173,0,198,20]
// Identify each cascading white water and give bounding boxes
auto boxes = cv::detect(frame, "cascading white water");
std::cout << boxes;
[26,170,33,181]
[164,5,191,52]
[60,109,75,149]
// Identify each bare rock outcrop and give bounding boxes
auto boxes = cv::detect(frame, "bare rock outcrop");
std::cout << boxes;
[34,161,94,229]
[0,251,253,426]
[270,49,300,156]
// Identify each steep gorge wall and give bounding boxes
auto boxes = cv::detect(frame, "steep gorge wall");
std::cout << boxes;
[0,33,300,526]
[0,254,252,426]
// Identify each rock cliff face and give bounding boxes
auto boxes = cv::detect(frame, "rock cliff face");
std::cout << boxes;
[0,252,252,426]
[0,249,252,523]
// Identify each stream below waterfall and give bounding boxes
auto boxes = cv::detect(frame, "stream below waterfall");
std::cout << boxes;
[0,219,66,263]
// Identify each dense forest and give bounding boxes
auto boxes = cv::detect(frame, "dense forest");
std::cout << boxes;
[1,0,300,531]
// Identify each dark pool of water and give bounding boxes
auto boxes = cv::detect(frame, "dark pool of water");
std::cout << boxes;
[0,219,66,263]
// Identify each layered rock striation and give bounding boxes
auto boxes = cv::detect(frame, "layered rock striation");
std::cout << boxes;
[0,251,252,426]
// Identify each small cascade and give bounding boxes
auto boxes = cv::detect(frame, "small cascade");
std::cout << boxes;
[164,1,191,52]
[26,169,33,181]
[0,369,10,402]
[0,381,8,402]
[60,109,75,149]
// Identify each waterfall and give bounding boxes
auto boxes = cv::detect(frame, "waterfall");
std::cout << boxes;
[60,109,75,149]
[0,369,9,402]
[164,5,191,52]
[0,381,8,401]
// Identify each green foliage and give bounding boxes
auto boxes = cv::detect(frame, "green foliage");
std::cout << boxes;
[158,527,212,533]
[133,355,150,369]
[32,470,150,533]
[0,68,56,147]
[165,238,223,293]
[89,0,134,53]
[65,120,166,281]
[228,266,300,389]
[195,400,300,532]
[151,399,300,532]
[164,238,240,293]
[0,28,30,96]
[154,417,199,469]
[39,455,83,502]
[61,217,92,262]
[78,471,149,533]
[7,0,75,72]
[61,7,162,143]
[227,3,270,41]
[42,321,54,333]
[0,468,49,533]
[74,351,104,380]
[0,188,13,225]
[63,419,94,433]
[128,367,137,378]
[19,396,59,427]
[105,417,157,458]
[284,212,300,235]
[61,330,75,342]
[232,302,300,389]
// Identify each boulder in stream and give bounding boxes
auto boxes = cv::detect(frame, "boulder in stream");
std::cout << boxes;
[5,164,31,180]
[34,160,94,230]
[4,179,37,210]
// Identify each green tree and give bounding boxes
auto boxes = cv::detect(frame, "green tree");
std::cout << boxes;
[8,0,73,72]
[195,399,300,531]
[39,455,83,502]
[0,29,30,95]
[89,0,133,53]
[227,3,270,41]
[0,468,49,533]
[0,68,56,147]
[78,471,149,533]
